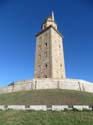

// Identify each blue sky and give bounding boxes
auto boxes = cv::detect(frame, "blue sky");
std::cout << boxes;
[0,0,93,87]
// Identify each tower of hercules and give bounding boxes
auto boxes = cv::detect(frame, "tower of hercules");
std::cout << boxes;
[34,12,66,79]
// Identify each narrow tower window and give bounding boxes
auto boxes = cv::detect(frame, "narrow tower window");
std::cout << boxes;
[45,42,47,47]
[44,75,47,78]
[45,64,48,68]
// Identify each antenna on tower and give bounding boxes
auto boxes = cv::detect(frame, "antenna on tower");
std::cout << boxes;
[52,11,55,21]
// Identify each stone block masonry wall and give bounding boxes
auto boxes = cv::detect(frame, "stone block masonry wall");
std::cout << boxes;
[0,80,33,94]
[0,79,93,94]
[33,79,93,93]
[34,79,57,89]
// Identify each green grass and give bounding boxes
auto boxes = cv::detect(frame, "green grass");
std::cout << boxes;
[0,89,93,105]
[0,89,93,125]
[0,110,93,125]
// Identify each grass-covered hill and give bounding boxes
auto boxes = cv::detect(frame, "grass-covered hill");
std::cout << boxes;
[0,89,93,105]
[0,89,93,125]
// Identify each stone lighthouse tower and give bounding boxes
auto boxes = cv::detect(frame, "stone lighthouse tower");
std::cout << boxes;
[34,12,66,79]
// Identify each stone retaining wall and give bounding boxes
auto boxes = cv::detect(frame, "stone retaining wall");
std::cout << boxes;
[0,79,93,94]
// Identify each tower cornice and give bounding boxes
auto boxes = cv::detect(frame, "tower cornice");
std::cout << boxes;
[36,25,64,38]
